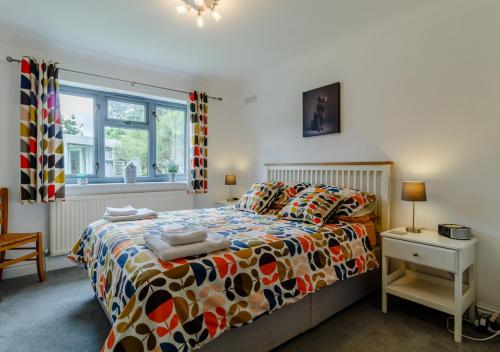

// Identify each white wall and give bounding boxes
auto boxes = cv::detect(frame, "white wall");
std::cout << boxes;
[239,1,500,310]
[0,35,246,277]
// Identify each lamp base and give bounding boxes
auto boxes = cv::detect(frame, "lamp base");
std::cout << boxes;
[406,226,422,233]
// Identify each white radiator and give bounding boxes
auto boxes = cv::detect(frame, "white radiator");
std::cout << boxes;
[49,190,193,256]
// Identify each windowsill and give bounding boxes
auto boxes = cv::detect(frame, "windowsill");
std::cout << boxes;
[66,181,188,197]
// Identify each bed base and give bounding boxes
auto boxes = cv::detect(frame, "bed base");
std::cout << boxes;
[203,263,381,351]
[97,248,381,352]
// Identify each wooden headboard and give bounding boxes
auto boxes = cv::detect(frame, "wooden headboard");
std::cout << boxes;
[265,162,393,232]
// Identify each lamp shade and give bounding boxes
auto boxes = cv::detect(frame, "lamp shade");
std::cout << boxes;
[225,175,236,185]
[401,181,427,201]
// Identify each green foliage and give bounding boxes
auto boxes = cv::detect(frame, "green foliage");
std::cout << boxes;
[106,127,148,176]
[108,100,145,122]
[167,160,179,173]
[103,107,185,176]
[63,113,83,135]
[105,127,126,140]
[156,108,185,174]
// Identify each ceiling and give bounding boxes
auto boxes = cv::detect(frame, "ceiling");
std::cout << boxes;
[0,0,422,81]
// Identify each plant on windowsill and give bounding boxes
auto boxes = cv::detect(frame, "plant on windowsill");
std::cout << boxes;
[167,161,179,182]
[77,173,88,185]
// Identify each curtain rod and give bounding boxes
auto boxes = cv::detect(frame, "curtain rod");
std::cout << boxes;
[5,56,222,101]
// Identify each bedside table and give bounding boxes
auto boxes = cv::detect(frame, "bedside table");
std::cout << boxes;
[381,227,477,343]
[214,199,238,207]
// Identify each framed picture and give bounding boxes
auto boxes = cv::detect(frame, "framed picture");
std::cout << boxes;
[303,82,340,137]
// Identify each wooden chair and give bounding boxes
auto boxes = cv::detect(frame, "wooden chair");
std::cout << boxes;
[0,188,45,282]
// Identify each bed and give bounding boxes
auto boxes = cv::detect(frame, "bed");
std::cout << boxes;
[69,162,392,352]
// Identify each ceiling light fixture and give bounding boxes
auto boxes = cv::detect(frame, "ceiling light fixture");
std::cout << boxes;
[176,5,188,14]
[176,0,221,28]
[197,15,204,28]
[212,10,221,22]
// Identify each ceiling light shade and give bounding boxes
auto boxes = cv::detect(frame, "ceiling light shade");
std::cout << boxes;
[197,16,204,28]
[175,0,221,27]
[212,10,221,21]
[176,5,187,14]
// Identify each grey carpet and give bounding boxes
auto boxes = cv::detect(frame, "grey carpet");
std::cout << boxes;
[0,267,498,352]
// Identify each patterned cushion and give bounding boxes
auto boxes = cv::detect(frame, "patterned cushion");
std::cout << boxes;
[278,187,345,226]
[269,182,311,210]
[236,181,283,213]
[316,185,376,217]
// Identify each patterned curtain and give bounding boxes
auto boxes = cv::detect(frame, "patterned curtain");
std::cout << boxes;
[20,57,65,203]
[189,90,208,193]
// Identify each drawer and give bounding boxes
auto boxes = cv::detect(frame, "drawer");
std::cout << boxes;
[383,237,457,272]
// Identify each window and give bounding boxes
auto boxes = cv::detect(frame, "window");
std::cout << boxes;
[60,86,187,184]
[107,99,146,122]
[104,127,149,177]
[60,93,96,176]
[69,149,80,174]
[155,107,186,174]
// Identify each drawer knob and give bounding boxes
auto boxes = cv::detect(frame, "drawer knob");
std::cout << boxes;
[413,253,419,257]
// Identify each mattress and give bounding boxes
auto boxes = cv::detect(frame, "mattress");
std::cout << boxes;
[69,206,379,351]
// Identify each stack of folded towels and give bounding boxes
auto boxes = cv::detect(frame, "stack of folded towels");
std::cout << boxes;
[104,205,158,222]
[144,226,232,261]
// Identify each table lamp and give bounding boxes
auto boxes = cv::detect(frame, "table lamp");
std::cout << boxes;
[401,181,427,233]
[225,175,237,201]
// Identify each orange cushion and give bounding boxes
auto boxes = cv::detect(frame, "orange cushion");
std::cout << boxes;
[336,214,378,247]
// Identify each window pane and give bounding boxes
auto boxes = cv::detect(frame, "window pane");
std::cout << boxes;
[60,93,95,176]
[107,100,146,122]
[155,107,185,174]
[105,127,149,177]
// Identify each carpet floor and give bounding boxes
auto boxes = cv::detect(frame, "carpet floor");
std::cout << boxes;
[0,267,498,352]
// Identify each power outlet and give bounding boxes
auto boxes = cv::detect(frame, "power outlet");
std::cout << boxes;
[475,313,500,332]
[475,314,491,333]
[490,313,499,331]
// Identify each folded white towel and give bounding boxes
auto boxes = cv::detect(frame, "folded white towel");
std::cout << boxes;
[104,205,137,217]
[144,233,232,261]
[161,227,208,246]
[105,208,158,222]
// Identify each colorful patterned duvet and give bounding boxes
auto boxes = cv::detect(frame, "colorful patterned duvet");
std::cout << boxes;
[69,206,378,352]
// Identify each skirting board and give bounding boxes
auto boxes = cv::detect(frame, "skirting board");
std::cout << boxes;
[476,303,500,317]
